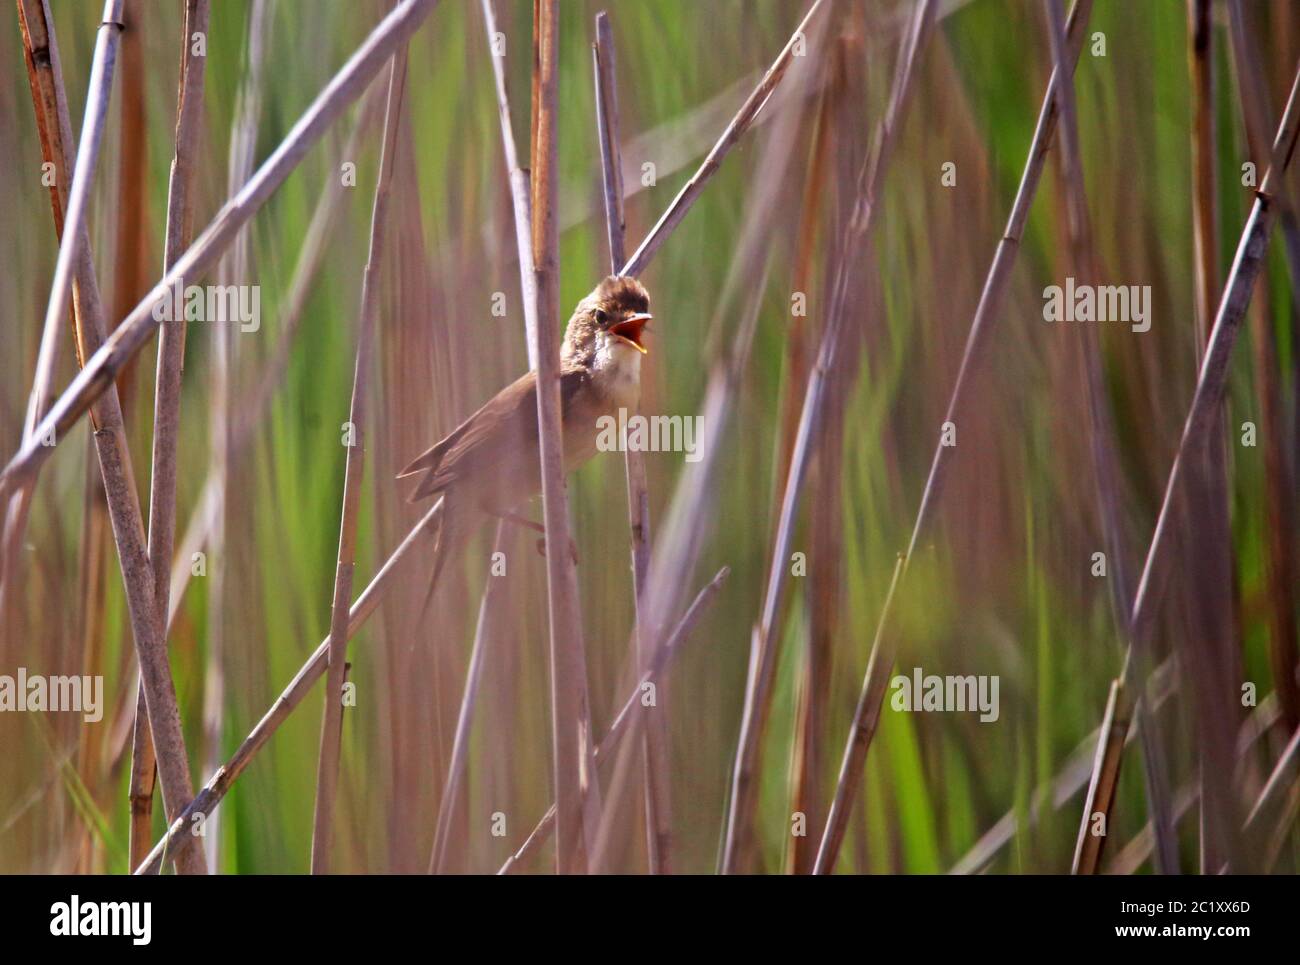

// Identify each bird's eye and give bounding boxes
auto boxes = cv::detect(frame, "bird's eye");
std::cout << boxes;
[594,308,609,326]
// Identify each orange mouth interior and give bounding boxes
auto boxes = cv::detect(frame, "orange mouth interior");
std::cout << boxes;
[611,317,650,352]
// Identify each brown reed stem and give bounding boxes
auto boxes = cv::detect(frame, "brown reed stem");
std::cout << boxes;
[426,2,539,872]
[593,8,673,875]
[530,0,597,874]
[783,43,842,875]
[1037,0,1180,876]
[13,0,207,874]
[1185,0,1244,874]
[427,522,508,873]
[1225,0,1300,735]
[481,0,538,366]
[130,0,210,873]
[310,47,408,875]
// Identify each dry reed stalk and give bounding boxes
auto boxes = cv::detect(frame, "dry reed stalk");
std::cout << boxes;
[1075,56,1300,882]
[73,435,108,872]
[426,1,537,873]
[310,47,408,875]
[593,8,672,874]
[12,0,207,875]
[773,43,839,526]
[1189,0,1219,355]
[427,522,508,873]
[620,0,826,278]
[529,0,598,874]
[1245,724,1300,850]
[107,0,148,407]
[721,0,937,874]
[498,567,729,873]
[137,500,445,874]
[0,0,442,495]
[0,0,78,616]
[481,0,538,367]
[72,0,145,872]
[813,0,1094,875]
[129,0,210,872]
[790,326,848,874]
[1037,0,1179,875]
[1107,702,1288,874]
[1071,652,1180,873]
[1225,0,1300,735]
[1184,0,1244,874]
[783,43,844,875]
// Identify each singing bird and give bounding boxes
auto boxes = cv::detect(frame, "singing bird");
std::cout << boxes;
[398,275,652,587]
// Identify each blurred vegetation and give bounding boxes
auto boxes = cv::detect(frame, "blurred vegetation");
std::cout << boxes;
[1,0,1298,874]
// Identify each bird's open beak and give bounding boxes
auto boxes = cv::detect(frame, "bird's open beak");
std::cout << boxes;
[611,312,653,354]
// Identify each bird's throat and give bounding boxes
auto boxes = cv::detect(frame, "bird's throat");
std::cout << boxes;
[591,338,643,412]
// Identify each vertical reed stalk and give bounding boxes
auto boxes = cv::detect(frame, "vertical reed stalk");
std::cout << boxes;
[1184,0,1243,874]
[530,0,597,874]
[783,46,840,874]
[481,0,538,367]
[426,0,540,873]
[311,47,408,874]
[14,0,207,874]
[130,0,210,872]
[593,8,673,874]
[1039,0,1180,876]
[1225,0,1300,734]
[427,522,508,873]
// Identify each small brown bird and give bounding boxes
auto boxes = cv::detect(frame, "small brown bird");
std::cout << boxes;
[398,275,652,587]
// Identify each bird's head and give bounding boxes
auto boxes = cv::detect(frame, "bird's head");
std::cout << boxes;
[562,275,653,366]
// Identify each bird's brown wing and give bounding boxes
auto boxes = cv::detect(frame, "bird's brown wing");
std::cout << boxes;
[401,365,590,504]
